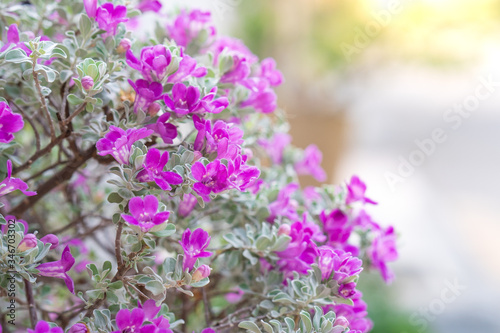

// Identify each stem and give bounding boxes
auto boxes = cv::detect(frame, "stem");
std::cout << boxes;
[9,145,96,217]
[202,287,211,326]
[24,279,38,328]
[115,221,123,267]
[62,103,87,127]
[12,132,68,176]
[33,61,56,141]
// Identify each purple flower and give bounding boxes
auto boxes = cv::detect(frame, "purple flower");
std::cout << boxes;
[121,195,170,233]
[201,329,216,333]
[40,234,59,249]
[258,58,284,87]
[346,175,377,205]
[137,0,162,13]
[0,101,24,143]
[325,291,373,333]
[164,83,203,116]
[267,183,300,223]
[179,228,212,271]
[221,55,251,84]
[227,155,260,191]
[178,193,197,217]
[136,148,183,191]
[147,113,178,144]
[18,234,37,251]
[210,37,258,66]
[84,0,98,18]
[199,87,229,114]
[0,24,32,55]
[367,226,398,284]
[318,247,362,290]
[167,52,207,83]
[0,160,37,197]
[240,78,277,113]
[128,79,164,114]
[96,126,153,164]
[276,221,319,277]
[193,116,243,158]
[28,321,63,333]
[67,323,88,333]
[167,9,216,48]
[126,45,172,82]
[295,144,327,182]
[191,159,229,202]
[36,246,75,294]
[113,300,173,333]
[320,209,354,252]
[96,3,128,38]
[258,133,291,165]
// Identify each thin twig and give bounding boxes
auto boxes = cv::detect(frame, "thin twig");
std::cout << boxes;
[62,103,87,127]
[25,160,69,182]
[115,221,124,267]
[33,60,56,140]
[24,279,38,328]
[202,287,212,326]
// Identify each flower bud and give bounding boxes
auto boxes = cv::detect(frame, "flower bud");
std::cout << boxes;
[18,234,37,251]
[192,265,211,282]
[278,224,291,236]
[117,38,132,54]
[147,102,161,116]
[68,322,89,333]
[333,316,350,328]
[81,76,94,91]
[40,234,59,249]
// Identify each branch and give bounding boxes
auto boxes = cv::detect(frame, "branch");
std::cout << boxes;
[9,145,97,217]
[61,102,87,127]
[33,61,56,141]
[24,279,38,328]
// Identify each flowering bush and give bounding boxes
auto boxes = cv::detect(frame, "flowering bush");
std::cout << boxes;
[0,1,398,332]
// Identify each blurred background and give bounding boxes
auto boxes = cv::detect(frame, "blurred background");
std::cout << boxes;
[167,0,500,332]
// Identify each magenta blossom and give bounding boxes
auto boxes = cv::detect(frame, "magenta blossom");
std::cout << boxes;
[18,234,37,251]
[325,291,373,333]
[164,83,203,116]
[128,79,164,114]
[318,247,363,297]
[1,215,28,234]
[121,195,170,233]
[276,221,319,277]
[367,226,398,284]
[84,0,97,18]
[178,193,197,217]
[258,133,291,165]
[167,9,216,48]
[192,264,211,282]
[227,155,260,192]
[96,3,128,38]
[220,55,251,84]
[36,246,75,294]
[28,321,63,333]
[346,175,377,205]
[240,78,277,113]
[67,323,88,333]
[126,45,172,82]
[40,234,59,249]
[167,52,207,83]
[320,209,358,255]
[191,159,229,202]
[147,113,178,144]
[210,37,258,65]
[179,228,212,271]
[137,0,162,13]
[0,24,31,55]
[193,116,243,158]
[136,148,183,191]
[0,160,37,197]
[295,144,327,182]
[267,183,300,223]
[258,58,284,87]
[113,300,173,333]
[96,126,153,164]
[0,101,24,143]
